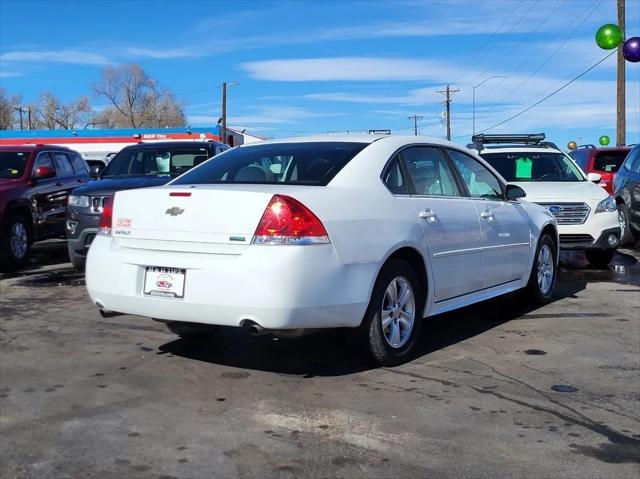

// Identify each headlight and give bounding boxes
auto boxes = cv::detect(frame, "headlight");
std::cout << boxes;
[68,195,90,207]
[595,196,616,213]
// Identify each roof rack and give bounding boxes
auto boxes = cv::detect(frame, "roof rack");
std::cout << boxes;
[467,133,561,152]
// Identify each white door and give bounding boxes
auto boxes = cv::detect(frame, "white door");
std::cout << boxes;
[445,149,531,288]
[399,146,484,302]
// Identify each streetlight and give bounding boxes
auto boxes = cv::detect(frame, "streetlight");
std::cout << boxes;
[473,76,506,135]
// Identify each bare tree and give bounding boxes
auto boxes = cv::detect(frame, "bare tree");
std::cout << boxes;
[93,64,186,128]
[0,88,22,130]
[30,92,93,130]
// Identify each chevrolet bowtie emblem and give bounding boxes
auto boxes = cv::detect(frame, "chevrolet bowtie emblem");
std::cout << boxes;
[165,206,185,216]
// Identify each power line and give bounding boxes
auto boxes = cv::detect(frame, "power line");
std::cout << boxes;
[408,115,423,136]
[473,0,568,101]
[447,0,525,86]
[453,51,616,139]
[494,0,604,106]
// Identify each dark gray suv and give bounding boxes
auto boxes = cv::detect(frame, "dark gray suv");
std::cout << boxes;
[65,141,228,269]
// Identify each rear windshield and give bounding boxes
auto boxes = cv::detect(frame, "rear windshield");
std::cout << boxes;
[102,146,211,178]
[0,151,30,179]
[481,152,584,182]
[172,142,369,186]
[593,151,628,173]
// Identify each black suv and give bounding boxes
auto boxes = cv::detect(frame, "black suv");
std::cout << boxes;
[66,141,229,269]
[1,145,90,271]
[613,144,640,246]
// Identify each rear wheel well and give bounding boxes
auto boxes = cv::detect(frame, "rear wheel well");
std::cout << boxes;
[383,247,428,300]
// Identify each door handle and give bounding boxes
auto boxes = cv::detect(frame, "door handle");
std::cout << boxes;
[419,209,437,222]
[480,210,495,221]
[77,179,85,183]
[56,182,63,187]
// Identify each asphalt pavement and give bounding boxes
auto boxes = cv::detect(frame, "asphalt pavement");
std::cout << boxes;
[0,240,639,478]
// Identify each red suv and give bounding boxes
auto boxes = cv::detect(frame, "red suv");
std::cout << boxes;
[568,145,630,195]
[0,145,90,271]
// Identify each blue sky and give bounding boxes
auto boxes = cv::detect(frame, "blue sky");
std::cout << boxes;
[1,0,639,147]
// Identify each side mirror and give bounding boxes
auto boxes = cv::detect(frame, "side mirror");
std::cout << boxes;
[90,164,104,179]
[505,184,526,201]
[33,166,55,180]
[587,172,601,183]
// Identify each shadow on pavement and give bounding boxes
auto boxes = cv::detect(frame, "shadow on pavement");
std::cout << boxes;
[159,271,588,377]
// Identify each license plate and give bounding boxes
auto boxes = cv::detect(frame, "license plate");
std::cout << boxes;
[143,266,186,298]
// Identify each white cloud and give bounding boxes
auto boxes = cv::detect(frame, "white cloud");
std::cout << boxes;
[242,57,459,82]
[126,47,205,59]
[0,70,22,78]
[0,50,110,65]
[229,106,344,125]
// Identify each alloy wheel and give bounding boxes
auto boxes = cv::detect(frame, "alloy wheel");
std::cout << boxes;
[381,276,415,349]
[537,244,554,294]
[10,222,28,260]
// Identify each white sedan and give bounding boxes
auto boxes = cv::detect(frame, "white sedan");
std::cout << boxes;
[86,136,558,365]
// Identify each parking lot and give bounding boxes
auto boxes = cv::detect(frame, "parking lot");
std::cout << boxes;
[0,241,639,479]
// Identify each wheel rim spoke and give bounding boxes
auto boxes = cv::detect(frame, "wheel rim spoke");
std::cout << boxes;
[381,276,415,349]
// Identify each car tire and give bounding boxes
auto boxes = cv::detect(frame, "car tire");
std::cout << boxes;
[525,233,557,304]
[585,249,615,268]
[165,321,219,338]
[0,214,31,273]
[67,244,86,270]
[358,258,424,366]
[618,202,635,247]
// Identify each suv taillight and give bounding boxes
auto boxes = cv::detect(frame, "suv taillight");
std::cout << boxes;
[97,196,113,236]
[252,195,330,245]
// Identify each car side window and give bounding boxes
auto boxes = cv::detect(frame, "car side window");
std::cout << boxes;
[382,155,409,194]
[626,149,640,173]
[446,149,503,200]
[33,152,54,174]
[51,153,74,178]
[401,147,460,196]
[68,152,89,175]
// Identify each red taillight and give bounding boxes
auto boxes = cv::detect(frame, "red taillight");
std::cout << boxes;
[253,195,330,245]
[170,192,191,197]
[98,196,113,236]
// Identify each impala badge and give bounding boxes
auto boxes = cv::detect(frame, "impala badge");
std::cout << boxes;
[165,206,185,216]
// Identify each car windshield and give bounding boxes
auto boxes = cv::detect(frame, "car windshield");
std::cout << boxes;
[0,151,30,179]
[102,146,210,178]
[172,142,369,186]
[593,151,628,173]
[480,151,584,182]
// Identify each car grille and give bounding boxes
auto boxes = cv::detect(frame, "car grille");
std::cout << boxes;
[559,234,594,244]
[90,196,110,214]
[536,202,590,225]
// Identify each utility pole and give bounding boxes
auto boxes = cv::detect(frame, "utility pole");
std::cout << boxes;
[221,82,227,145]
[408,115,423,136]
[13,106,25,130]
[436,84,460,140]
[616,0,625,146]
[27,107,32,130]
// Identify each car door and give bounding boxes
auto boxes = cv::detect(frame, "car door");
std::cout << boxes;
[445,148,531,289]
[30,152,68,238]
[398,146,484,302]
[67,150,91,185]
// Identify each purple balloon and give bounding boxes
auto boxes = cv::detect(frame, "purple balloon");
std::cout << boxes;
[623,37,640,63]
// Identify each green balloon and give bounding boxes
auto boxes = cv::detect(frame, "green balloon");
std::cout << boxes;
[595,24,624,50]
[599,135,610,146]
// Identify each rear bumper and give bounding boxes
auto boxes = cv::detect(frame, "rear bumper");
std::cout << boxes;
[85,237,375,330]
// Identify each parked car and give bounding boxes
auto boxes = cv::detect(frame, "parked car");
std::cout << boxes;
[568,144,630,194]
[85,136,558,366]
[0,145,90,271]
[473,134,620,267]
[613,144,640,246]
[66,141,229,269]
